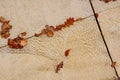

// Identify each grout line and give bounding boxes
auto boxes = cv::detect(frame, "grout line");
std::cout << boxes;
[89,0,120,79]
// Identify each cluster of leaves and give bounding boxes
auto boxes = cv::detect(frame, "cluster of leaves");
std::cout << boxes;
[0,17,76,49]
[0,16,12,38]
[34,18,75,37]
[8,32,27,49]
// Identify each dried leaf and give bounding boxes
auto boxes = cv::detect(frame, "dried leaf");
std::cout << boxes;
[34,33,42,37]
[65,49,71,57]
[0,16,6,23]
[8,38,22,49]
[1,32,10,38]
[56,61,63,73]
[49,26,55,31]
[111,61,116,68]
[8,32,27,49]
[65,18,74,27]
[55,25,63,31]
[41,29,47,34]
[0,20,12,39]
[46,29,54,37]
[20,39,28,46]
[95,13,99,18]
[45,25,55,31]
[21,32,27,36]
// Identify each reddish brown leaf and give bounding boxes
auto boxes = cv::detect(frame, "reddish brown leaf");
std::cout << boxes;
[56,61,63,73]
[45,25,55,31]
[0,19,12,39]
[65,49,71,57]
[111,61,116,68]
[49,26,55,31]
[21,32,27,36]
[0,32,10,38]
[8,33,27,49]
[34,33,41,37]
[66,18,74,25]
[55,25,63,31]
[20,39,28,47]
[95,13,99,18]
[1,21,12,30]
[46,29,54,37]
[64,17,74,27]
[41,29,47,34]
[0,16,6,23]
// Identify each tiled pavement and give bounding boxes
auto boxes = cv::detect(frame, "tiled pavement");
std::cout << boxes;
[0,0,120,80]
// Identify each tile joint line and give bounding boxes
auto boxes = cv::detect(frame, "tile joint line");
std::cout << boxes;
[89,0,120,79]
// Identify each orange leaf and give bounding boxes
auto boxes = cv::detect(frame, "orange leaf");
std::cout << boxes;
[95,13,99,18]
[46,29,54,37]
[111,61,116,68]
[64,49,71,57]
[56,61,63,73]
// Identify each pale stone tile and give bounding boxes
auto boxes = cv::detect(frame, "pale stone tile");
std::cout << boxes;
[0,16,116,80]
[93,7,120,76]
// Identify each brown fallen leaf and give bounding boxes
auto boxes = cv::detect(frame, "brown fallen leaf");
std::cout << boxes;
[55,25,63,31]
[20,39,28,47]
[64,17,74,27]
[34,33,42,37]
[0,16,6,23]
[45,25,55,31]
[64,49,71,57]
[0,32,10,38]
[8,32,27,49]
[20,32,27,36]
[46,29,54,37]
[0,20,12,39]
[95,13,99,18]
[56,61,63,73]
[111,61,116,68]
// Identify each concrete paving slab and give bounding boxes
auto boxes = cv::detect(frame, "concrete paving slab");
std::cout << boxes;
[92,0,120,77]
[92,7,120,76]
[92,0,120,13]
[0,16,116,80]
